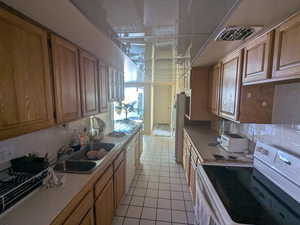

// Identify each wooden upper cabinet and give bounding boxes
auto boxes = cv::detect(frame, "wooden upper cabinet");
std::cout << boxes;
[273,13,300,80]
[113,71,125,102]
[120,72,125,101]
[209,64,221,116]
[0,9,54,140]
[79,49,99,117]
[51,35,81,123]
[220,50,243,121]
[98,62,109,113]
[108,66,115,101]
[243,32,274,84]
[114,70,120,101]
[185,67,211,121]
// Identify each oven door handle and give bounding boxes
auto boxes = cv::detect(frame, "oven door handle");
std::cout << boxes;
[196,178,220,224]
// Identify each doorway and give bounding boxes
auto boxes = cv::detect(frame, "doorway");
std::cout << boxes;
[153,85,172,136]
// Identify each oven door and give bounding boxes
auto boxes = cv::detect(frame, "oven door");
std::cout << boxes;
[195,168,220,225]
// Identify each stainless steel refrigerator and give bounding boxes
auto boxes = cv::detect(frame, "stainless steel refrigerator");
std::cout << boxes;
[175,92,186,163]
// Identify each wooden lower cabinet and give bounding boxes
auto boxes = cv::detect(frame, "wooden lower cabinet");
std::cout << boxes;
[95,178,114,225]
[184,149,191,185]
[51,191,94,225]
[80,210,94,225]
[189,152,197,202]
[182,139,188,170]
[114,160,126,208]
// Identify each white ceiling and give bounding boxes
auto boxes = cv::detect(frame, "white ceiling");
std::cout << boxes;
[102,0,144,32]
[192,0,300,67]
[68,0,300,77]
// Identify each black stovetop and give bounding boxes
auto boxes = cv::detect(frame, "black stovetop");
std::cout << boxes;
[203,165,300,225]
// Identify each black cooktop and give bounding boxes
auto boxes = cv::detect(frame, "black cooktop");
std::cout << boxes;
[203,165,300,225]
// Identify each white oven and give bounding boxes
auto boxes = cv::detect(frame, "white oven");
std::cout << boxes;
[195,141,300,225]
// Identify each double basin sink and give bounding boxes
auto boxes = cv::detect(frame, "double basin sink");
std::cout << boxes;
[54,142,115,174]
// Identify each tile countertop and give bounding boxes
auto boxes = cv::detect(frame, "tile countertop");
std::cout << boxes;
[0,123,142,225]
[184,125,253,167]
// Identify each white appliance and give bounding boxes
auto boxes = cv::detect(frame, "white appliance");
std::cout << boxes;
[195,141,300,225]
[220,133,248,153]
[175,93,186,163]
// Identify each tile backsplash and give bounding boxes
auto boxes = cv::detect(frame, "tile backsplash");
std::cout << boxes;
[225,120,300,156]
[0,110,113,170]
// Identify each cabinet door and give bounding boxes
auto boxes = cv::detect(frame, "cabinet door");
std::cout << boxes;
[79,50,99,116]
[0,9,54,140]
[98,62,109,113]
[80,210,93,225]
[185,150,191,185]
[190,159,196,202]
[210,64,221,116]
[51,35,81,123]
[114,160,126,208]
[113,69,119,101]
[115,70,120,101]
[188,67,211,121]
[243,32,274,83]
[183,139,188,170]
[120,72,125,101]
[63,192,93,225]
[95,178,114,225]
[273,13,300,79]
[220,50,243,121]
[108,66,115,101]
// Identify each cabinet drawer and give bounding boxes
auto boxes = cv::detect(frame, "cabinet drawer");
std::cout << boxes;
[63,191,93,225]
[95,165,113,198]
[114,151,125,171]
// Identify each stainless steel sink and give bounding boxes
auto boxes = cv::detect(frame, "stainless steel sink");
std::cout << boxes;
[54,142,115,174]
[68,142,115,161]
[54,160,97,174]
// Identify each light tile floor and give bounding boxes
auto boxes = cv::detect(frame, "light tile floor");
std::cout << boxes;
[113,135,195,225]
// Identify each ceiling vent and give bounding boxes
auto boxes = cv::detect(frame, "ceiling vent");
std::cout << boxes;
[215,25,262,41]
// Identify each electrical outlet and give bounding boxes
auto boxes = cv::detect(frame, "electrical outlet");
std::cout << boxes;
[0,146,15,163]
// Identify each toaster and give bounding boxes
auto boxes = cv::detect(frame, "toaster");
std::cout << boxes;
[220,133,248,153]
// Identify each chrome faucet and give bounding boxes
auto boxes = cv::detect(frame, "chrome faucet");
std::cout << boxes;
[57,145,74,161]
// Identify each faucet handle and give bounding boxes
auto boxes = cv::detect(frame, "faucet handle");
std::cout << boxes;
[57,145,73,160]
